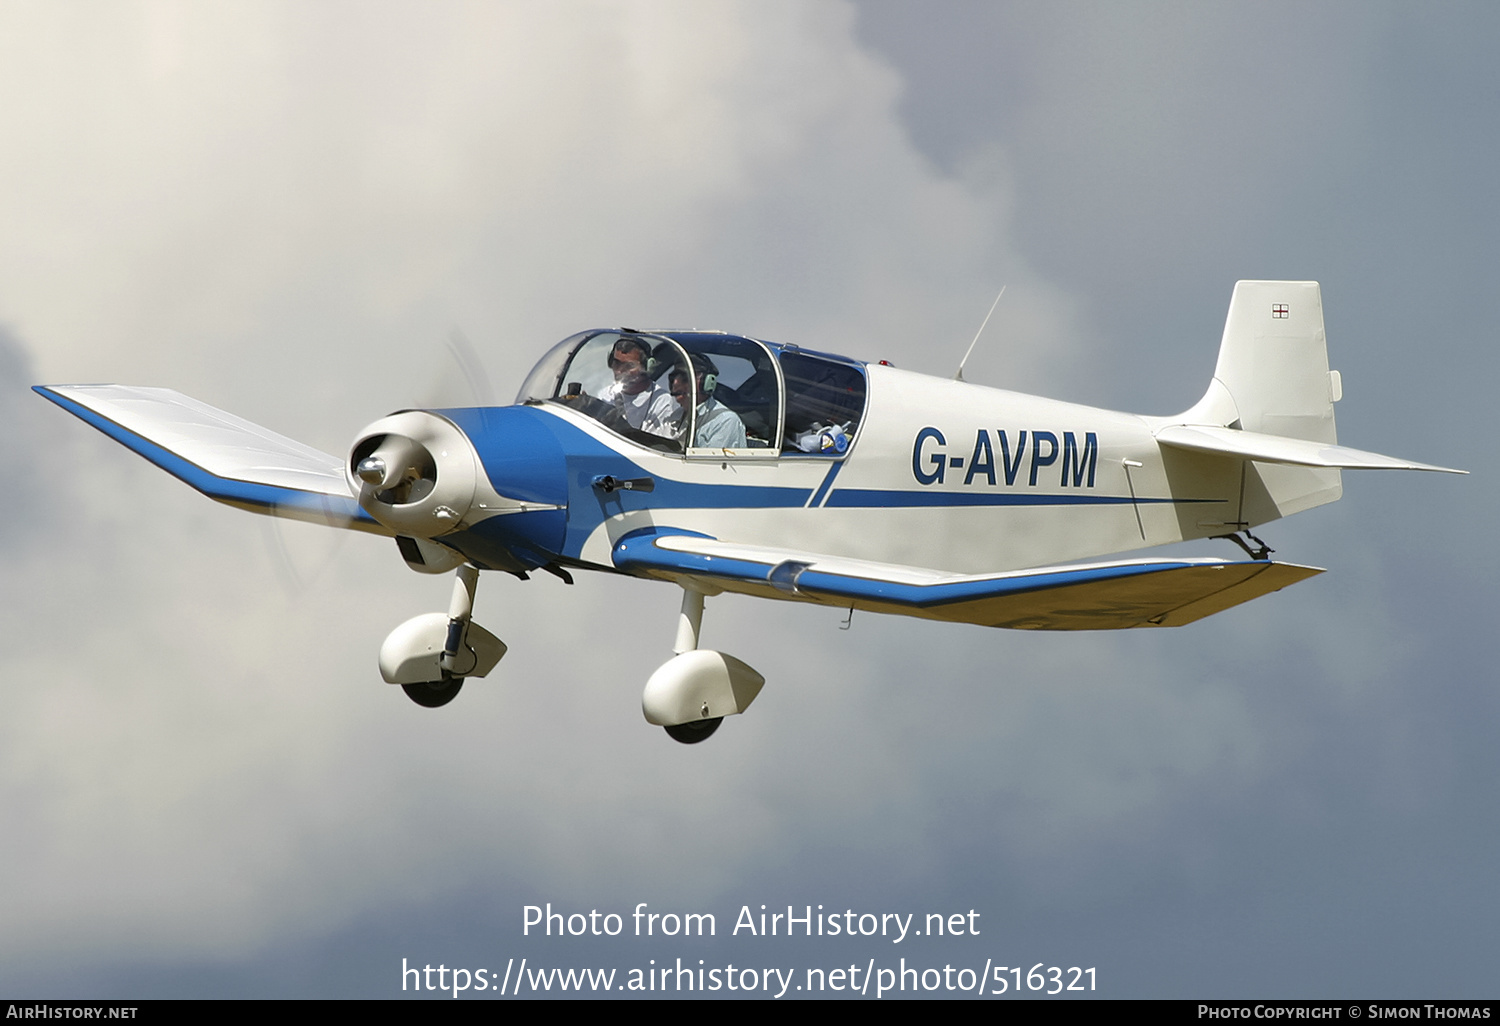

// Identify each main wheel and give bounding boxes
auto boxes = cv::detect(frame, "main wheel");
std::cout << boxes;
[402,678,463,708]
[664,717,723,745]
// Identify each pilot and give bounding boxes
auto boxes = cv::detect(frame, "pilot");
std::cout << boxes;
[600,337,678,438]
[669,355,746,449]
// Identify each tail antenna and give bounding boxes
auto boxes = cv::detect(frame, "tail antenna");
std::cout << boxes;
[954,285,1006,382]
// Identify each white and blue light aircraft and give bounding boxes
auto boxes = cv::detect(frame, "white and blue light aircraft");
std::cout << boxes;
[36,281,1461,743]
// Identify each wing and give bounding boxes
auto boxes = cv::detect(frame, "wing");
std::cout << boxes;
[1155,424,1466,473]
[35,384,390,534]
[611,528,1322,630]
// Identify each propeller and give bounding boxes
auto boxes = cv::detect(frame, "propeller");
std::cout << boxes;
[352,433,436,503]
[423,329,497,409]
[261,328,499,594]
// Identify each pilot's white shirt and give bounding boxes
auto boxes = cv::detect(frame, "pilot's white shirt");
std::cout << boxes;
[603,381,679,437]
[692,397,747,448]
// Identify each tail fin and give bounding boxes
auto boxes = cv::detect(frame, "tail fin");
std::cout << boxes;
[1178,281,1344,521]
[1183,281,1339,439]
[1217,281,1337,440]
[1162,281,1461,529]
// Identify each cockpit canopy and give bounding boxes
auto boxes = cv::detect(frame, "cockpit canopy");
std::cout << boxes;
[517,330,867,458]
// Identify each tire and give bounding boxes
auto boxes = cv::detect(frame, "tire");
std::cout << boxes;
[664,717,723,744]
[402,678,463,708]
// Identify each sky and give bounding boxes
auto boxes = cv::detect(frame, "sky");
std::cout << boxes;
[0,0,1493,999]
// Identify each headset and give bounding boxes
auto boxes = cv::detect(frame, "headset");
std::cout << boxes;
[609,336,657,377]
[690,352,719,394]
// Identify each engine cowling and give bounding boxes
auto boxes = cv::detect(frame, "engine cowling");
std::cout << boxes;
[347,411,479,538]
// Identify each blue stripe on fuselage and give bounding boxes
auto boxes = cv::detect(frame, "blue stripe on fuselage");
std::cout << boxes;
[822,489,1219,508]
[438,405,812,561]
[438,404,1221,565]
[807,459,846,507]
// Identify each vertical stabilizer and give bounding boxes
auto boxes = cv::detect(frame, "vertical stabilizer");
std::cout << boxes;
[1180,281,1343,523]
[1213,280,1337,442]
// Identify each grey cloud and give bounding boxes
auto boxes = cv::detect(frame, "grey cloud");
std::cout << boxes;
[0,0,1490,998]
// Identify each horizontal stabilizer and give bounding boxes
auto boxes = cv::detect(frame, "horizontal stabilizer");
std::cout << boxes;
[1156,424,1465,474]
[35,384,389,533]
[612,529,1322,630]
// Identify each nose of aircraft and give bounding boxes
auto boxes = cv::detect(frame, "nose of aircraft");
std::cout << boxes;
[349,405,571,569]
[347,410,480,538]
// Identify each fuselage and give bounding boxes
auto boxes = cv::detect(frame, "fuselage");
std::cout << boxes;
[407,331,1256,578]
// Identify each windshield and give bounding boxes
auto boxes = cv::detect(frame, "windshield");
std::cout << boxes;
[515,332,584,407]
[519,331,690,453]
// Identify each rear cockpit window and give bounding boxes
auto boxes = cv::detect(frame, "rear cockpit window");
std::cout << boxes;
[779,351,866,455]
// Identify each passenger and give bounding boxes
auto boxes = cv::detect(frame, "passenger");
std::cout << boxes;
[669,356,746,449]
[600,337,678,438]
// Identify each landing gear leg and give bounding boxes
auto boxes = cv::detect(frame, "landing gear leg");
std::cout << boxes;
[669,586,721,741]
[380,563,507,708]
[657,584,723,743]
[441,563,481,676]
[399,564,481,708]
[674,585,705,655]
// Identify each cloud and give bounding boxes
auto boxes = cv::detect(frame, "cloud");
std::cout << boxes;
[0,0,1090,975]
[2,1,1487,996]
